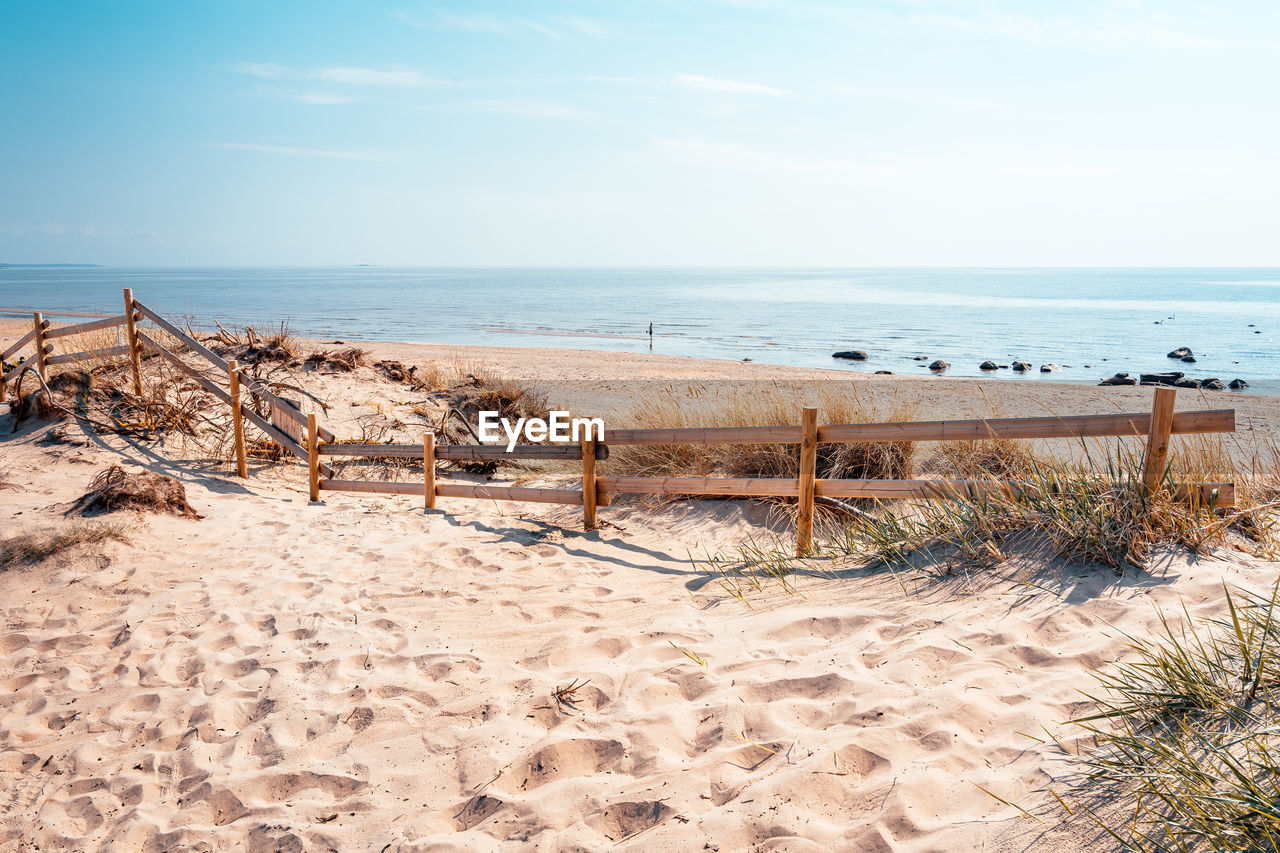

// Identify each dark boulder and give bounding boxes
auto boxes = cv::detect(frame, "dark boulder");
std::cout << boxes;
[1167,347,1193,359]
[833,350,868,361]
[1229,378,1249,390]
[1099,373,1137,386]
[1011,361,1031,372]
[928,360,950,371]
[1201,378,1226,391]
[979,360,999,371]
[1174,377,1202,389]
[1039,364,1059,372]
[874,370,893,375]
[1181,355,1197,363]
[1140,371,1183,385]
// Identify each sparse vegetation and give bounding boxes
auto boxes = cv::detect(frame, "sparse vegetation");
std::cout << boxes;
[305,347,367,372]
[0,520,132,570]
[1049,582,1280,851]
[608,384,918,482]
[72,465,200,519]
[693,440,1274,602]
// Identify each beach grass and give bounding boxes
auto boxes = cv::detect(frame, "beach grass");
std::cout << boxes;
[0,520,133,570]
[691,438,1274,602]
[1054,581,1280,851]
[606,383,919,482]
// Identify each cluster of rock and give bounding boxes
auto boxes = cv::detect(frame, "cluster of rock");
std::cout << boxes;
[1099,372,1246,390]
[833,346,1249,392]
[1097,347,1247,391]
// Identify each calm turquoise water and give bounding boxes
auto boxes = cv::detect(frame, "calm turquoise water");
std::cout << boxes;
[2,267,1276,394]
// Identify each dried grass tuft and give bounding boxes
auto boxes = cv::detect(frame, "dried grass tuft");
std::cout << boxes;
[0,520,133,570]
[71,465,200,519]
[306,348,367,372]
[608,384,918,482]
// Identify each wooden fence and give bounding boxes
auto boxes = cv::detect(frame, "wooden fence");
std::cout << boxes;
[1,290,1238,555]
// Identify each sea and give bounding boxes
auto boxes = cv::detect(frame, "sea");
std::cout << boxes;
[1,266,1276,395]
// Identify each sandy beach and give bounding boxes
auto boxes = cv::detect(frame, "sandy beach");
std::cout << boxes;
[2,331,1277,851]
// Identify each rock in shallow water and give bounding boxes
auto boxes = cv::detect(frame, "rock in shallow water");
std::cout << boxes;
[1201,378,1226,390]
[979,360,999,370]
[1039,364,1058,372]
[1168,346,1194,359]
[928,360,950,371]
[1099,373,1136,386]
[1140,371,1184,385]
[1230,378,1249,390]
[832,350,868,361]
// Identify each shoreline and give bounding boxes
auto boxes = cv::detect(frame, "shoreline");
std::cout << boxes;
[2,313,1272,397]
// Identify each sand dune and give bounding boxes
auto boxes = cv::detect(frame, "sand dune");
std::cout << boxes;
[1,412,1275,852]
[1,336,1278,851]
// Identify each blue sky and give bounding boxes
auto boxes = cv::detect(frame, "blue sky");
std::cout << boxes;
[1,1,1277,266]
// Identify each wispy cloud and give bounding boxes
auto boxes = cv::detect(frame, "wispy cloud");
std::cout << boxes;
[312,67,439,86]
[227,62,448,88]
[203,142,395,162]
[464,99,591,119]
[397,10,611,40]
[833,86,1002,112]
[288,91,362,105]
[674,73,786,96]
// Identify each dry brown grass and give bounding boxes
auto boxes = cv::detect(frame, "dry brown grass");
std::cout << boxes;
[0,520,133,571]
[923,437,1038,480]
[305,347,367,372]
[71,465,200,519]
[606,384,919,481]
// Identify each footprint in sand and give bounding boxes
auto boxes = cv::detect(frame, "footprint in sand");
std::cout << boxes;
[500,738,626,793]
[453,793,505,830]
[586,800,675,842]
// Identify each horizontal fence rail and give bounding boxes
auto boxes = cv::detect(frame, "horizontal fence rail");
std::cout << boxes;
[602,410,1235,447]
[595,475,1234,505]
[42,314,127,340]
[47,344,131,365]
[319,441,609,461]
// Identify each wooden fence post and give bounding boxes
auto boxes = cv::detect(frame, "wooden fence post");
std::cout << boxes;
[424,432,436,509]
[308,413,321,502]
[796,406,818,556]
[1141,387,1177,495]
[31,312,48,383]
[123,288,143,396]
[228,358,248,478]
[582,438,598,530]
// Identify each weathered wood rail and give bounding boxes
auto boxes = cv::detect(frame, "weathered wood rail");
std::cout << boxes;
[1,291,1238,555]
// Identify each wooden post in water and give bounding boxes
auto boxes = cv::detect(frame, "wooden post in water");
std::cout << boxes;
[228,358,247,478]
[31,312,48,383]
[1141,387,1177,495]
[796,406,819,556]
[308,413,321,502]
[582,438,598,530]
[123,288,143,396]
[424,432,436,509]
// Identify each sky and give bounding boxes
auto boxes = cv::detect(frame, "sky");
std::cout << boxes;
[1,0,1278,266]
